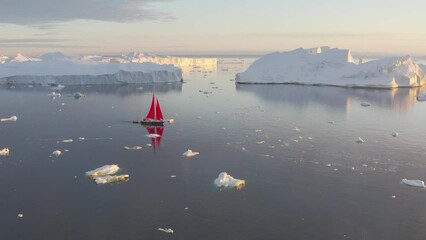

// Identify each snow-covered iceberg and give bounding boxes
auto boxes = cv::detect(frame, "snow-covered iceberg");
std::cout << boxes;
[0,52,183,85]
[94,174,129,184]
[236,47,426,88]
[214,172,245,189]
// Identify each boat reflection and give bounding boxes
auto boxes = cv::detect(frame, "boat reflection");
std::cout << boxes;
[236,84,426,112]
[145,126,164,152]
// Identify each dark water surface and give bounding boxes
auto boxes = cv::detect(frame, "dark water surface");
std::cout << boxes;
[1,58,426,240]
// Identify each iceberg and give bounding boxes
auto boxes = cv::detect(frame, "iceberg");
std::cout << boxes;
[0,115,17,122]
[86,164,119,178]
[94,174,129,184]
[0,148,10,156]
[182,149,199,157]
[51,150,62,157]
[0,52,183,85]
[402,179,425,188]
[236,47,426,88]
[214,172,245,189]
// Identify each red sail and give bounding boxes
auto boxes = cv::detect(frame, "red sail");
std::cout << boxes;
[146,94,156,119]
[155,98,164,120]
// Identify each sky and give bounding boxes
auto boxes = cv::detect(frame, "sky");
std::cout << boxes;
[1,0,426,56]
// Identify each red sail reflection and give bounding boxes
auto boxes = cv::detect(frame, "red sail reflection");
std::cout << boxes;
[146,126,164,152]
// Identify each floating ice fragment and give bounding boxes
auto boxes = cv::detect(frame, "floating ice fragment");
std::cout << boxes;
[1,116,17,122]
[51,84,64,91]
[293,127,300,132]
[417,94,426,101]
[356,137,364,144]
[62,139,73,143]
[74,92,85,99]
[86,165,119,178]
[182,149,199,157]
[170,175,176,178]
[402,179,425,188]
[17,213,24,218]
[48,92,61,98]
[146,143,152,147]
[158,228,174,234]
[146,134,161,138]
[78,137,85,141]
[360,102,371,107]
[256,141,266,144]
[124,146,142,150]
[94,174,129,184]
[255,129,262,132]
[391,132,399,137]
[167,119,175,123]
[214,172,245,189]
[0,148,10,156]
[51,150,61,157]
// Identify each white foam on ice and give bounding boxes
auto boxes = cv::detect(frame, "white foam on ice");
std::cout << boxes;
[236,47,426,88]
[402,179,425,188]
[86,165,119,178]
[1,116,17,122]
[214,172,245,189]
[182,149,199,157]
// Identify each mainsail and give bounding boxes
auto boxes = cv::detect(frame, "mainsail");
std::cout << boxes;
[146,93,164,121]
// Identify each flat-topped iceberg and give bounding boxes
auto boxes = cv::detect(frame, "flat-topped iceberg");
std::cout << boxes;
[0,52,183,85]
[214,172,245,189]
[236,47,426,88]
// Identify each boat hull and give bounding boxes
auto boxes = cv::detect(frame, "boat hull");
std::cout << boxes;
[133,120,164,126]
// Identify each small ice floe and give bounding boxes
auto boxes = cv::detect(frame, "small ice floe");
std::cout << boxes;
[94,174,129,184]
[182,149,199,157]
[356,137,364,144]
[256,141,266,145]
[146,133,161,138]
[17,213,24,218]
[0,148,10,156]
[167,119,175,123]
[51,84,65,91]
[214,172,245,189]
[124,146,142,150]
[157,228,174,234]
[402,179,425,188]
[62,139,73,143]
[293,127,300,132]
[51,150,62,157]
[78,137,85,141]
[0,116,18,122]
[86,164,119,178]
[417,94,426,101]
[391,132,399,137]
[146,143,152,147]
[48,92,61,98]
[170,175,177,178]
[255,129,262,132]
[74,92,85,99]
[360,102,371,107]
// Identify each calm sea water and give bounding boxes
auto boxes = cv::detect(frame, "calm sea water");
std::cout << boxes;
[1,58,426,240]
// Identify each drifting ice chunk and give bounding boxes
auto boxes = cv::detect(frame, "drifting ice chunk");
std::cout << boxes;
[360,102,371,107]
[51,150,62,157]
[48,92,61,98]
[391,132,399,137]
[182,149,199,157]
[417,94,426,101]
[124,146,142,150]
[214,172,245,189]
[62,139,73,143]
[146,134,161,138]
[0,116,17,122]
[158,228,174,234]
[0,148,10,156]
[356,137,365,144]
[94,174,129,184]
[74,92,85,99]
[86,164,119,178]
[402,179,425,188]
[256,141,266,144]
[167,118,175,123]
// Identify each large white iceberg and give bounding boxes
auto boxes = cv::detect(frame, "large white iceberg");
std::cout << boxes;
[0,52,183,85]
[236,47,426,88]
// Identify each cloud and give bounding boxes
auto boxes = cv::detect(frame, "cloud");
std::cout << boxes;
[0,0,176,27]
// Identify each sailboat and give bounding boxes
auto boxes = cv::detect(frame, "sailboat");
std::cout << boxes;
[133,92,165,126]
